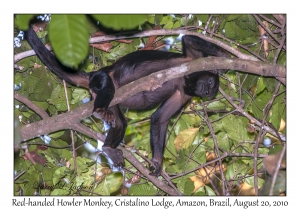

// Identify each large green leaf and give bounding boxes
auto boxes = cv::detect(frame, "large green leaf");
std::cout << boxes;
[34,77,53,101]
[270,102,281,130]
[47,84,72,111]
[49,15,89,68]
[15,14,35,30]
[222,115,248,143]
[92,14,147,30]
[223,20,254,40]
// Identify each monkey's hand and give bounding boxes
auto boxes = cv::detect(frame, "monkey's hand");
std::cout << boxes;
[149,160,162,177]
[102,146,125,168]
[93,109,116,127]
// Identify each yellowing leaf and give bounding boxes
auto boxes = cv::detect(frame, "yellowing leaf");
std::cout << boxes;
[190,175,205,192]
[279,118,286,132]
[174,128,199,150]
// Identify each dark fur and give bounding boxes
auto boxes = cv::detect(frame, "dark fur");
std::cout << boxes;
[26,26,228,176]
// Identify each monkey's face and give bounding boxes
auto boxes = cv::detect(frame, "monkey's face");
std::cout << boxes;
[195,72,219,99]
[184,71,219,99]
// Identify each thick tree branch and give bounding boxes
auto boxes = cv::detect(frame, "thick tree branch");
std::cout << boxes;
[20,57,286,140]
[15,29,260,63]
[89,30,258,61]
[14,91,49,119]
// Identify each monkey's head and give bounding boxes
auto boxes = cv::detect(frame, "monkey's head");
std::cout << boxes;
[184,71,219,99]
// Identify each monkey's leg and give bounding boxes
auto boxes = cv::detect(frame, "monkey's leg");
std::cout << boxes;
[182,35,229,59]
[149,90,191,176]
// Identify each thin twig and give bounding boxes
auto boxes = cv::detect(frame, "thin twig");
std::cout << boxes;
[253,82,281,195]
[202,103,229,195]
[63,80,77,173]
[269,144,286,195]
[253,15,285,50]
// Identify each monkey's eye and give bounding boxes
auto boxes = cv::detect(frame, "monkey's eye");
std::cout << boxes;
[206,90,209,95]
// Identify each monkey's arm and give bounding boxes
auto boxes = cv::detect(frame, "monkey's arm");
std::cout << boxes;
[101,105,127,168]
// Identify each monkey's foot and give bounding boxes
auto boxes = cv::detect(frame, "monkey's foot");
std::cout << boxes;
[149,160,162,177]
[102,146,125,168]
[93,109,116,127]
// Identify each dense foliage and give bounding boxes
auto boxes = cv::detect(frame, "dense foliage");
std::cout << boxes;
[14,14,286,196]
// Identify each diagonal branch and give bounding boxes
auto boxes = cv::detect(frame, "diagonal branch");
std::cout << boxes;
[14,91,49,119]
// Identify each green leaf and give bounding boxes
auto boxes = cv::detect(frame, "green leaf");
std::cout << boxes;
[23,75,39,94]
[256,77,266,95]
[234,15,257,32]
[94,183,110,195]
[48,84,72,111]
[245,176,265,188]
[194,150,206,164]
[263,77,277,93]
[71,88,90,104]
[15,14,35,30]
[14,73,23,84]
[124,107,156,120]
[49,131,65,139]
[49,15,89,68]
[147,15,155,24]
[222,115,248,143]
[92,14,147,30]
[104,172,123,194]
[216,132,231,151]
[173,21,181,29]
[34,77,53,101]
[207,100,227,110]
[51,188,70,196]
[205,185,216,196]
[268,144,283,155]
[252,90,272,119]
[53,167,68,185]
[270,102,281,130]
[165,164,180,174]
[195,14,209,23]
[32,101,49,110]
[128,183,157,196]
[163,22,174,29]
[183,179,195,195]
[160,15,173,24]
[177,149,198,171]
[225,15,241,21]
[223,21,254,40]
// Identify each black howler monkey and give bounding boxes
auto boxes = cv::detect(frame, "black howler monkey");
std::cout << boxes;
[25,26,229,176]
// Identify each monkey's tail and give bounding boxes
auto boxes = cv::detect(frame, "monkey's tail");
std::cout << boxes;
[25,26,90,88]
